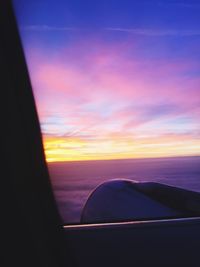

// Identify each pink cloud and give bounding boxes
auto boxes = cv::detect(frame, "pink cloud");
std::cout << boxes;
[23,38,200,148]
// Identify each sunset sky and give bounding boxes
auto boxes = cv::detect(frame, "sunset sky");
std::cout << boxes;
[14,0,200,162]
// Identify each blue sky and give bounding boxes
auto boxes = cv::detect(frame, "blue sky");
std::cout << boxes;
[13,0,200,161]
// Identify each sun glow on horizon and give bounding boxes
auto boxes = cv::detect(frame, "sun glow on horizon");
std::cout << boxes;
[43,135,200,162]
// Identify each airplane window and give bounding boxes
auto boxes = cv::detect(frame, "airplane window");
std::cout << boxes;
[13,0,200,225]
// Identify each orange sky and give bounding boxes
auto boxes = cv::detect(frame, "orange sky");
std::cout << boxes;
[43,134,200,162]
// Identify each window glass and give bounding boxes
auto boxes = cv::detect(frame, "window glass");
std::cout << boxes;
[13,0,200,224]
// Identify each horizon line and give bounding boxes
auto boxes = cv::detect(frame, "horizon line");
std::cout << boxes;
[46,154,200,164]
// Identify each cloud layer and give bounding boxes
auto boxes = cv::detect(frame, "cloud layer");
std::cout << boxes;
[106,27,200,36]
[23,34,200,161]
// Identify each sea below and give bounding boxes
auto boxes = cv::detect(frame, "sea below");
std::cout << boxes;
[48,156,200,224]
